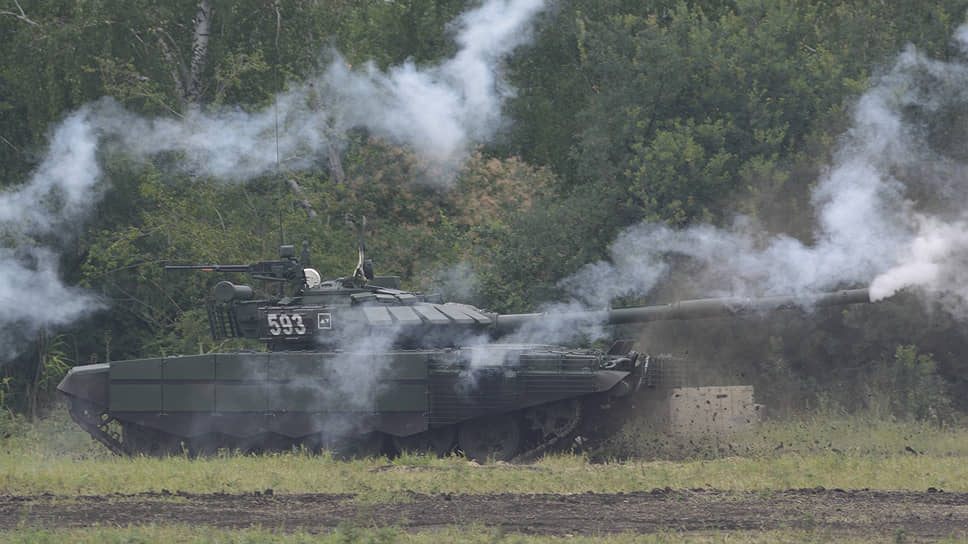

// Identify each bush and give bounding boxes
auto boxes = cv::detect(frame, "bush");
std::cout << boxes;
[889,345,953,424]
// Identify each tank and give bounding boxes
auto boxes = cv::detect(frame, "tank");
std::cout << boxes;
[58,224,871,461]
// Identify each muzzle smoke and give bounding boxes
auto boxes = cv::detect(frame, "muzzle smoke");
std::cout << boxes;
[562,26,968,320]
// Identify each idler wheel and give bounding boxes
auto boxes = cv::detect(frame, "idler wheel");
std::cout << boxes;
[392,426,456,456]
[458,414,521,462]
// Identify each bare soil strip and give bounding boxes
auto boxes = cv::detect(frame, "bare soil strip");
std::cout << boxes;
[2,489,966,539]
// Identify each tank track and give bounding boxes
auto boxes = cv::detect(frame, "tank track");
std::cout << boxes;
[67,398,124,455]
[68,394,586,462]
[510,400,582,463]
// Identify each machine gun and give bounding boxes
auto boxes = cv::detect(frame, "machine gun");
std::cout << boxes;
[163,243,316,299]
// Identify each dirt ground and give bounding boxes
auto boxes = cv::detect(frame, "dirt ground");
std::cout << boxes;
[2,487,966,539]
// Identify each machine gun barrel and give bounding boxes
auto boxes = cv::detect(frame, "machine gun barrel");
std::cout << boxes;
[164,265,252,273]
[164,259,301,283]
[493,288,870,335]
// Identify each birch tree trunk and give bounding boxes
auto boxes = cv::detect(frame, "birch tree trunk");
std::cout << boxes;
[185,0,213,104]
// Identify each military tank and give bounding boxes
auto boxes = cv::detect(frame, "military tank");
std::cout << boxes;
[58,223,871,461]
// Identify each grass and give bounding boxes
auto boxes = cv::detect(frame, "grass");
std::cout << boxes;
[2,438,967,496]
[4,409,968,542]
[2,408,968,497]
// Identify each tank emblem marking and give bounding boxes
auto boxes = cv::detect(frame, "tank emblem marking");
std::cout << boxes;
[317,312,332,330]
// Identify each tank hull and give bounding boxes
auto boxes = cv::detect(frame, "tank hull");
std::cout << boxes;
[58,344,643,460]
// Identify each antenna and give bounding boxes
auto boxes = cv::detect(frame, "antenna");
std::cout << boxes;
[279,210,285,297]
[353,216,374,286]
[273,2,281,174]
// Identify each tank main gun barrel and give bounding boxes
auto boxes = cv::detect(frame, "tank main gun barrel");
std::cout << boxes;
[492,288,870,335]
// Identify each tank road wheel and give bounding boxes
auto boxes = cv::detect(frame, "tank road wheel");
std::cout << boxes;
[392,426,456,456]
[348,432,387,459]
[186,433,229,457]
[458,414,521,462]
[322,432,387,460]
[121,424,152,456]
[523,399,581,440]
[122,424,183,457]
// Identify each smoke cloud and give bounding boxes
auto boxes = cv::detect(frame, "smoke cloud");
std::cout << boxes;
[326,0,545,174]
[561,26,968,320]
[0,248,102,362]
[0,0,547,365]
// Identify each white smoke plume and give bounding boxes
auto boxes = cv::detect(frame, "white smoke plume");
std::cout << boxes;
[0,105,108,362]
[321,321,404,412]
[0,0,547,365]
[503,300,609,346]
[326,0,546,173]
[0,105,104,232]
[0,248,103,362]
[562,26,968,319]
[301,321,405,446]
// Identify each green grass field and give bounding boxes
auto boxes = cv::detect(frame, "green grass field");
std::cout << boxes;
[2,409,965,496]
[2,409,968,542]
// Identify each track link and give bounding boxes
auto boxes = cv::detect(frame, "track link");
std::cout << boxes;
[511,400,582,463]
[67,397,124,455]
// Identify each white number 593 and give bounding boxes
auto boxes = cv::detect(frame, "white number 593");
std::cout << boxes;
[266,313,306,336]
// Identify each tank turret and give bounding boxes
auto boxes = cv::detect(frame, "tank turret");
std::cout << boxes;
[58,223,874,461]
[192,261,869,352]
